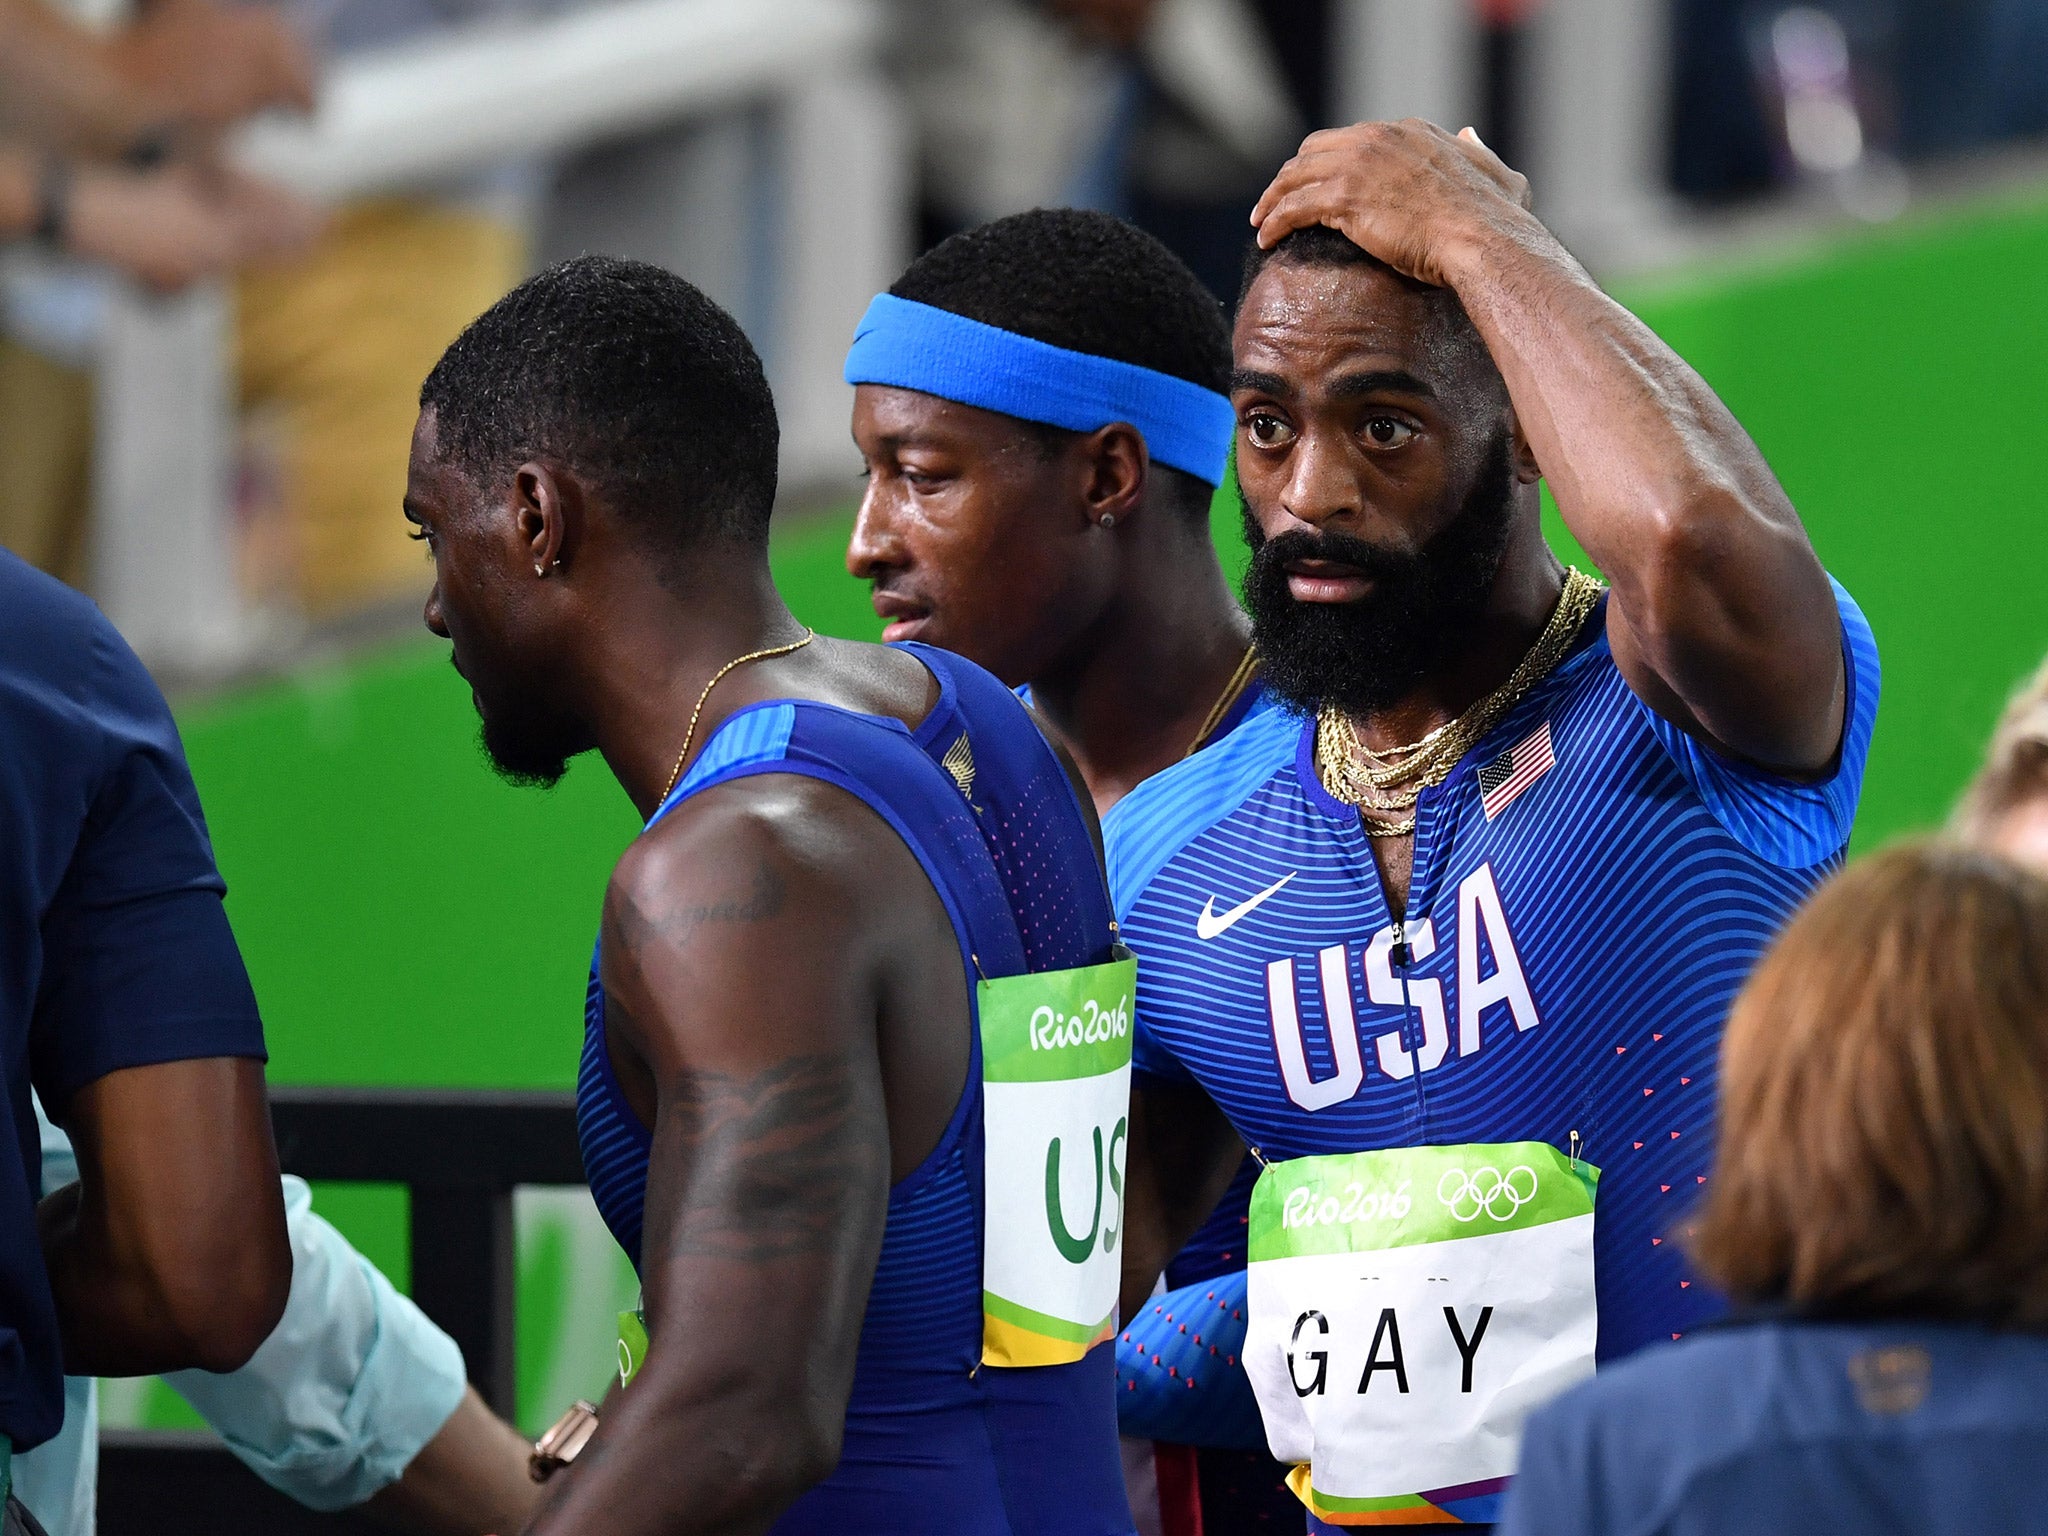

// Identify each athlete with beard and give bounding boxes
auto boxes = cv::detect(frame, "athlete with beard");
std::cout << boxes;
[404,257,1132,1536]
[1108,122,1880,1529]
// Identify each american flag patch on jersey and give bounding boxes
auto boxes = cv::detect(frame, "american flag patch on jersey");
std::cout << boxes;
[1477,720,1556,821]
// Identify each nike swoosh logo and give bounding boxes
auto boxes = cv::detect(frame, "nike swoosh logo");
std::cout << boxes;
[1196,872,1297,939]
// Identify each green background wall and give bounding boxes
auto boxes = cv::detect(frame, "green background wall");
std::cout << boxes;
[133,189,2048,1431]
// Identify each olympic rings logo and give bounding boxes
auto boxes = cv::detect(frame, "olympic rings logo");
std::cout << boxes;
[1436,1164,1538,1223]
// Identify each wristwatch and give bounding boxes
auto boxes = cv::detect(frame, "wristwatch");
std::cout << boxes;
[529,1399,600,1482]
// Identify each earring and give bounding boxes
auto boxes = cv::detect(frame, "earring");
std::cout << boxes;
[534,563,547,577]
[1099,513,1116,530]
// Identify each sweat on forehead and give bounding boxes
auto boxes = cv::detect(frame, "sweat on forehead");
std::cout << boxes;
[1237,227,1502,398]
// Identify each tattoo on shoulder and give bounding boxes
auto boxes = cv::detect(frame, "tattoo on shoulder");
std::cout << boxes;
[650,1051,884,1265]
[608,858,787,953]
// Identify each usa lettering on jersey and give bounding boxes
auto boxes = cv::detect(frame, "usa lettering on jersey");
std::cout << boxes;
[1267,862,1538,1113]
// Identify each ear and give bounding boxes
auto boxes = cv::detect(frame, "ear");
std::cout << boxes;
[1505,405,1543,485]
[1077,423,1148,528]
[511,461,579,577]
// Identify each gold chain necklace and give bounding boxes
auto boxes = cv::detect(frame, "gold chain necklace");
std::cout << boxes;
[657,628,817,807]
[1314,569,1604,837]
[1185,645,1259,759]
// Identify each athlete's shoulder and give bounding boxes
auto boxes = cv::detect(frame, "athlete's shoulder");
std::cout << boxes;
[1104,693,1301,917]
[1610,572,1880,870]
[615,767,880,950]
[894,640,1028,725]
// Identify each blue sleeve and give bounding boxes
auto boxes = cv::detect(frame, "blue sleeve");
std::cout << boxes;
[1634,575,1880,869]
[30,617,264,1105]
[164,1177,468,1511]
[1116,1269,1264,1449]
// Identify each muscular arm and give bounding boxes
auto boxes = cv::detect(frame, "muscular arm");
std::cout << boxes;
[1117,1075,1245,1325]
[39,1058,290,1375]
[525,784,898,1536]
[1253,122,1846,773]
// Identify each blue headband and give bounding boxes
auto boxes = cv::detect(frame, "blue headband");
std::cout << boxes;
[843,293,1235,486]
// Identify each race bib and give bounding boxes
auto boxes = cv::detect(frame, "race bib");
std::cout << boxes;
[978,950,1137,1367]
[1244,1142,1598,1524]
[617,1308,648,1389]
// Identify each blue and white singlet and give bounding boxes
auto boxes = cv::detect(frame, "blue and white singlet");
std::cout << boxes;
[1103,581,1879,1516]
[577,642,1133,1535]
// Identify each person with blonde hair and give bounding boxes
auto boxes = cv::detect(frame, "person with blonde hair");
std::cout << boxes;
[1500,840,2048,1536]
[1956,654,2048,874]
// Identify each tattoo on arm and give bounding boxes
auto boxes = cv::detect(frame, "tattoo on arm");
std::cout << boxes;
[609,862,788,952]
[643,1039,886,1265]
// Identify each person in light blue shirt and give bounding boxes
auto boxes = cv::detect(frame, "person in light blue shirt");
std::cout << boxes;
[16,1104,534,1536]
[1501,843,2048,1536]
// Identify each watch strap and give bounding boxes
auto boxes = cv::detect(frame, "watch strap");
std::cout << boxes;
[529,1399,600,1483]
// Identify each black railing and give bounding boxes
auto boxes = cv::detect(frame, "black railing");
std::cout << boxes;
[98,1086,585,1535]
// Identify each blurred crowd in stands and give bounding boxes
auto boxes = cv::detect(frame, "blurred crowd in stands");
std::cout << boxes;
[2,0,2048,633]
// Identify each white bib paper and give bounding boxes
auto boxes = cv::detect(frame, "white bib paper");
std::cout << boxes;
[1243,1142,1598,1522]
[977,951,1136,1366]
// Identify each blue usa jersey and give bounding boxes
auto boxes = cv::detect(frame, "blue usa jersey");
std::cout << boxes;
[578,644,1132,1536]
[1105,580,1878,1370]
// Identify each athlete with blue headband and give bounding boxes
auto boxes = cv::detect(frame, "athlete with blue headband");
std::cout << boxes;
[846,210,1297,1535]
[845,295,1234,490]
[845,210,1262,815]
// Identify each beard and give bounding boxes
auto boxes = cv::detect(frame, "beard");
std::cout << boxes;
[480,716,571,789]
[463,661,585,789]
[1241,431,1519,717]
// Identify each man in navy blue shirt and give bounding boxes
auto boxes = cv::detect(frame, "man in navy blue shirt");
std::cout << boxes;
[1,549,290,1520]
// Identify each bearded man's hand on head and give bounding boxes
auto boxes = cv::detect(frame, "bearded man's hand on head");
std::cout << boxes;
[1249,120,1541,290]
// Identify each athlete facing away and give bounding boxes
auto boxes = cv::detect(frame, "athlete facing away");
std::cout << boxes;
[1108,122,1878,1527]
[844,209,1294,1532]
[403,257,1132,1536]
